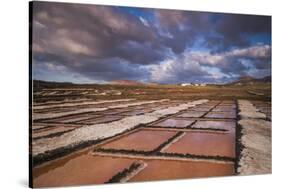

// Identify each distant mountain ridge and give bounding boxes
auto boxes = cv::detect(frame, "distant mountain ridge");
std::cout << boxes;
[110,80,144,86]
[230,75,271,85]
[33,76,271,88]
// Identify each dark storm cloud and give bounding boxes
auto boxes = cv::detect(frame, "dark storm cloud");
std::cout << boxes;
[66,58,150,81]
[34,52,149,82]
[206,14,271,52]
[32,2,168,82]
[33,2,165,63]
[155,10,211,54]
[32,1,271,84]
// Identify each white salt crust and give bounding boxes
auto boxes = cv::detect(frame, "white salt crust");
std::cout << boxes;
[237,100,271,175]
[32,99,208,155]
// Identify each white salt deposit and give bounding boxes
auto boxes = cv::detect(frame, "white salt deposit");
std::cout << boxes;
[33,99,135,110]
[33,99,168,121]
[237,100,271,175]
[32,99,208,156]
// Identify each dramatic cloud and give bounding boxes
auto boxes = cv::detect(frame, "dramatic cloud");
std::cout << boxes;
[32,2,271,84]
[148,45,271,83]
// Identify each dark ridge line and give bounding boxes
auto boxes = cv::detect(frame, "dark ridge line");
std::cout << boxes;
[34,102,138,114]
[151,131,184,154]
[234,100,244,174]
[146,126,228,132]
[76,117,125,125]
[186,120,197,128]
[37,120,85,126]
[117,109,155,117]
[173,117,236,122]
[32,128,76,141]
[188,107,212,112]
[32,125,56,131]
[105,162,142,183]
[63,115,105,124]
[34,110,106,122]
[35,94,81,98]
[34,97,87,104]
[210,109,236,113]
[177,116,236,120]
[200,101,222,118]
[33,139,102,167]
[188,127,228,132]
[33,99,93,107]
[146,100,210,127]
[34,101,130,113]
[34,101,164,122]
[32,124,145,167]
[94,148,235,162]
[76,107,160,125]
[203,116,237,119]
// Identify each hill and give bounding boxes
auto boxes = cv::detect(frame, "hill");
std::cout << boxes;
[110,80,144,86]
[230,75,271,85]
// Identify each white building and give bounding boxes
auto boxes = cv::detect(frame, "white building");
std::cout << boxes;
[181,83,192,86]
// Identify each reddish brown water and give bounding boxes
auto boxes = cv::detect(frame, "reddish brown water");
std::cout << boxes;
[192,121,236,131]
[32,99,240,187]
[152,118,194,128]
[204,112,236,119]
[163,131,235,158]
[33,154,136,187]
[99,129,177,151]
[129,159,234,182]
[177,111,207,118]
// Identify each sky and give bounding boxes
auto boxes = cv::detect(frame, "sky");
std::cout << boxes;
[32,1,271,84]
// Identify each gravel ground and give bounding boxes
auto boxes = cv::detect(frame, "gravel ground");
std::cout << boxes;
[237,100,271,175]
[238,100,266,119]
